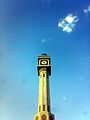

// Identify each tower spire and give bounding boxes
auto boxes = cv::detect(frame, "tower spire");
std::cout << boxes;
[34,53,55,120]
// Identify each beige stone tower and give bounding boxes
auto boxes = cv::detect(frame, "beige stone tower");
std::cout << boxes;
[34,53,55,120]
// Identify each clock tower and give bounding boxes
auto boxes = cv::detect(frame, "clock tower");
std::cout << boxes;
[34,53,55,120]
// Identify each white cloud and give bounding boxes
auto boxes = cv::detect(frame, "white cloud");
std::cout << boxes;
[58,14,79,33]
[65,14,76,23]
[83,5,90,14]
[63,25,72,32]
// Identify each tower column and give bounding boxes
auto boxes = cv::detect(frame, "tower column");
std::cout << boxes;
[38,68,50,112]
[34,53,55,120]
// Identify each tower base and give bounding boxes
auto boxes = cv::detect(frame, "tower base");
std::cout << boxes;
[34,112,55,120]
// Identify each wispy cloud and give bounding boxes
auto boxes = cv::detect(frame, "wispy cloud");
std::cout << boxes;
[41,37,53,43]
[83,5,90,14]
[78,76,83,80]
[42,38,46,43]
[62,96,67,100]
[58,14,79,33]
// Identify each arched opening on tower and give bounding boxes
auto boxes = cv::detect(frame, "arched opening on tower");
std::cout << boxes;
[42,114,47,120]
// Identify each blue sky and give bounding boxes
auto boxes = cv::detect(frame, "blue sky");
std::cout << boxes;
[0,0,90,120]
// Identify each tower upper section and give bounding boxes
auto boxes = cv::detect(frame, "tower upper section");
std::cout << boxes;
[37,53,51,76]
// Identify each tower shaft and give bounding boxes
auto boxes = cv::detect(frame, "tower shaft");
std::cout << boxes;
[38,68,50,112]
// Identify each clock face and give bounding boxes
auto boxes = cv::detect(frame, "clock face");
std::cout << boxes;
[40,60,48,65]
